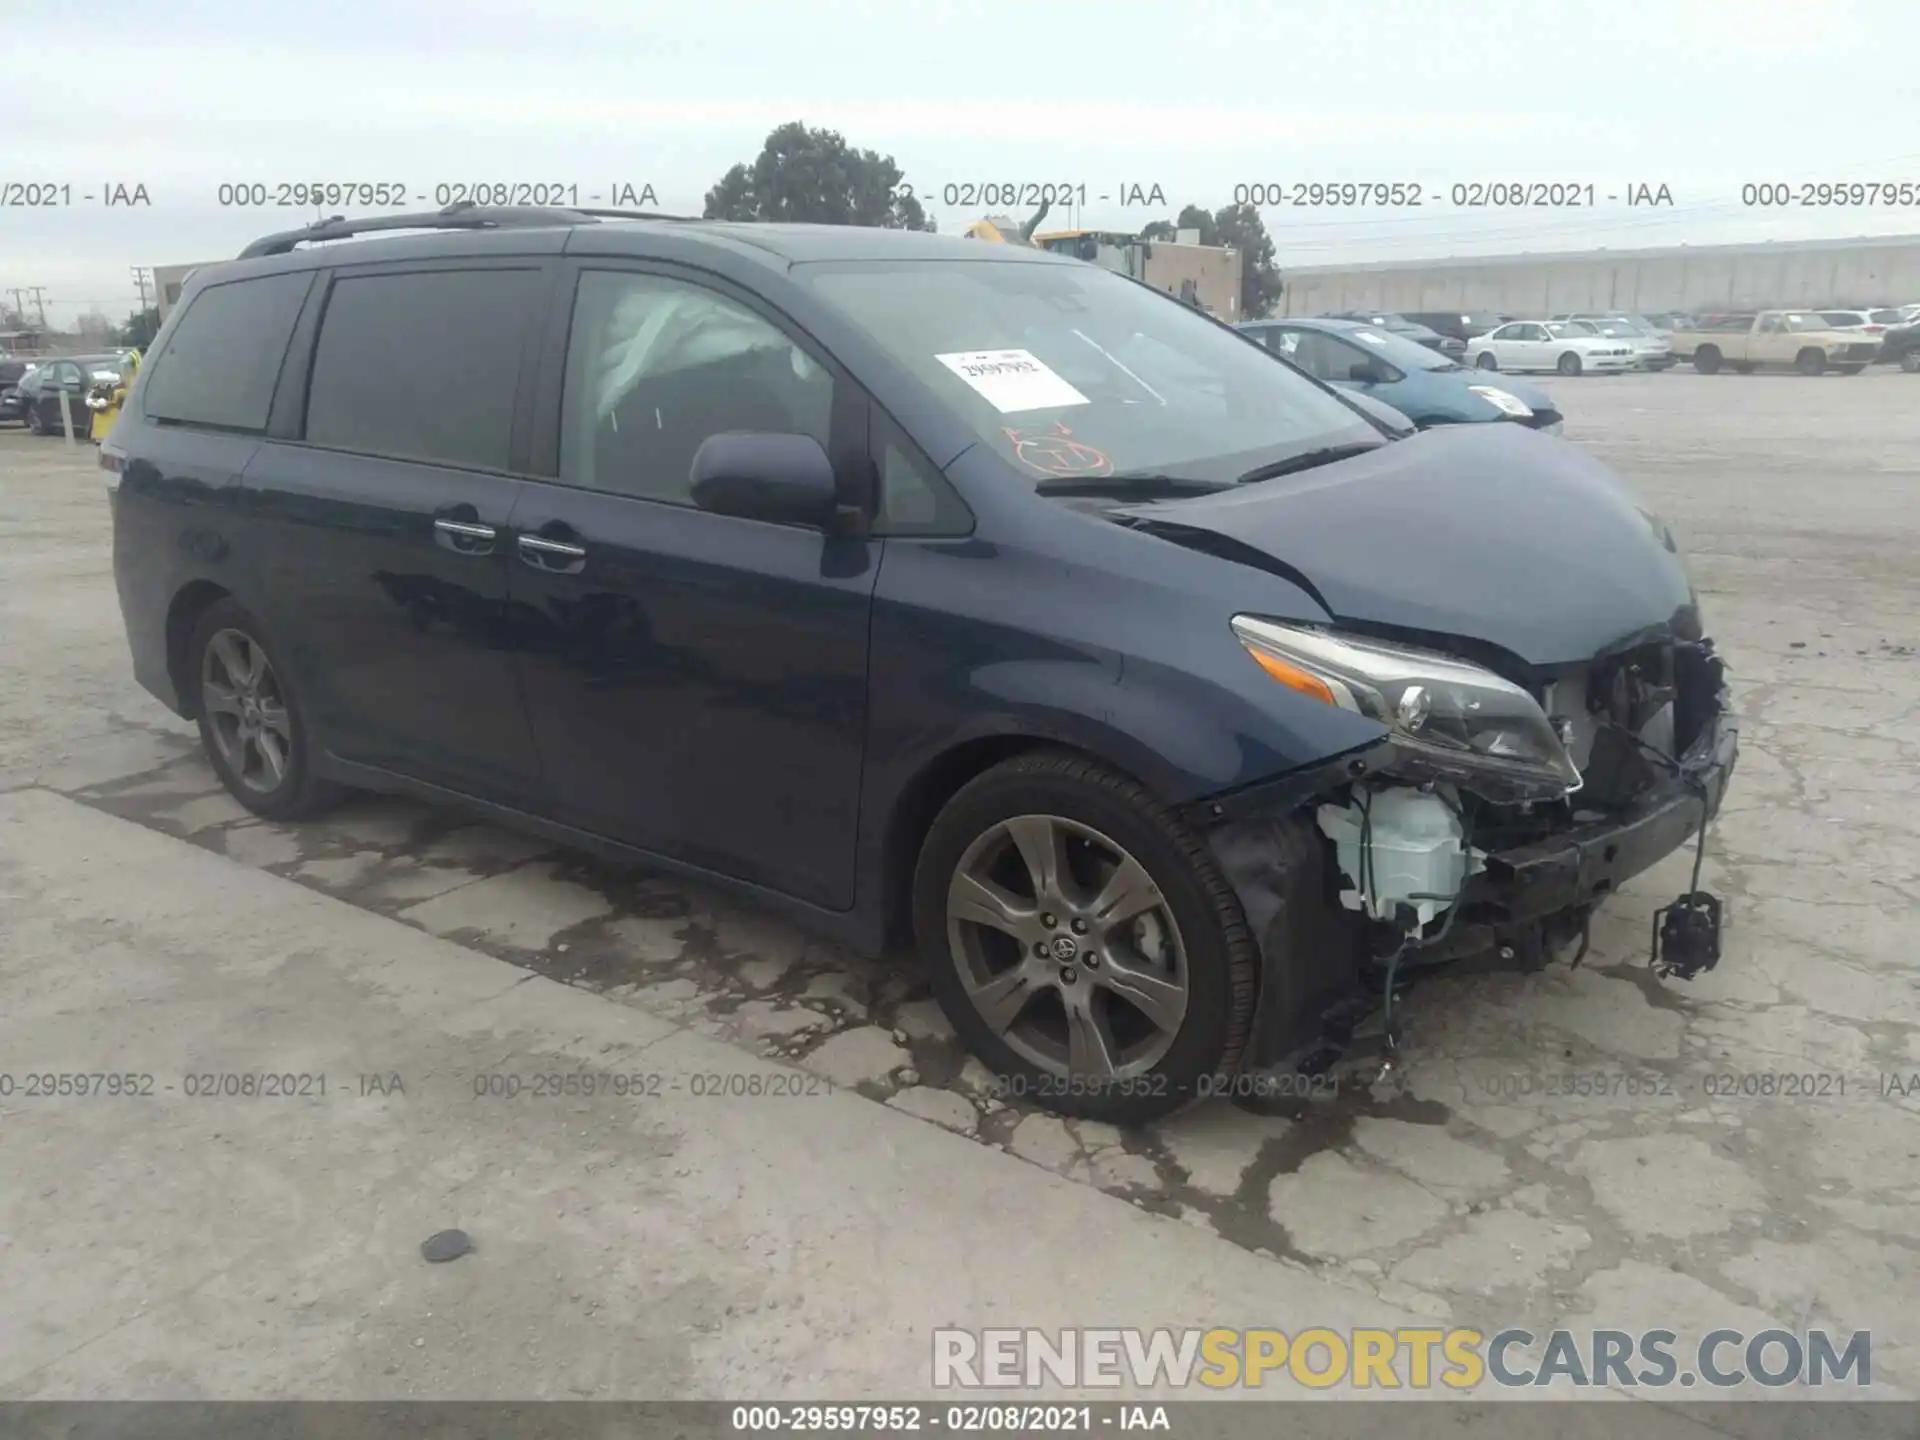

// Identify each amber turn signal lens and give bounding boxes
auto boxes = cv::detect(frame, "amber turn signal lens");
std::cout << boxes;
[1242,645,1339,706]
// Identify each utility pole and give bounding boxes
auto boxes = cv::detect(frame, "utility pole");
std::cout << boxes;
[26,286,49,329]
[130,266,152,310]
[5,288,27,325]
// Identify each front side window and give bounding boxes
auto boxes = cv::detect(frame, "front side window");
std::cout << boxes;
[142,271,310,431]
[560,270,834,505]
[303,267,543,471]
[798,258,1376,488]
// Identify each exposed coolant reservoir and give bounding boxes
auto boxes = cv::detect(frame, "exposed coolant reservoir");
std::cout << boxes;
[1316,788,1484,928]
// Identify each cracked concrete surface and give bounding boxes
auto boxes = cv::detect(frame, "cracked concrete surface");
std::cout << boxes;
[1,370,1916,1402]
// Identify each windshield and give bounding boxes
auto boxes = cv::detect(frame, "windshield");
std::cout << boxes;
[1585,320,1643,337]
[1342,325,1459,371]
[800,259,1380,486]
[1868,309,1904,324]
[1544,322,1596,338]
[1780,312,1834,332]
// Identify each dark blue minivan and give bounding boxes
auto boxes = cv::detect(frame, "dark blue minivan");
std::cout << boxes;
[104,208,1736,1122]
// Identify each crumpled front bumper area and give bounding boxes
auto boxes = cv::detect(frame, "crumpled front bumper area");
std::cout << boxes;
[1457,710,1736,930]
[1197,648,1739,1077]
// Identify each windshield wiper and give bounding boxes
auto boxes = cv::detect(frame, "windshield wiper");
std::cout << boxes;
[1232,442,1386,486]
[1034,472,1231,498]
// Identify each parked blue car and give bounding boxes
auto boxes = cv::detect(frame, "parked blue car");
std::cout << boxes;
[1237,317,1563,434]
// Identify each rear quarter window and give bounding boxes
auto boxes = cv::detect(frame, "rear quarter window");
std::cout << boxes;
[141,271,311,431]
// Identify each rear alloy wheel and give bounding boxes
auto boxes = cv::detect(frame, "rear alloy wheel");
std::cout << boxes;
[1557,351,1583,377]
[190,599,343,821]
[1795,348,1826,376]
[914,750,1257,1125]
[1474,352,1499,371]
[1694,347,1723,375]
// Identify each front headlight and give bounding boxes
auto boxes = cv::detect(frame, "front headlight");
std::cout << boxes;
[1231,616,1582,797]
[1466,385,1533,418]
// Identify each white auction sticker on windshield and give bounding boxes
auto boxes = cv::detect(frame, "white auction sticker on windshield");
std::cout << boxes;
[934,349,1089,413]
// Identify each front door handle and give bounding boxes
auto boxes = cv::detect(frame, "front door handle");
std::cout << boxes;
[434,518,497,556]
[518,533,587,574]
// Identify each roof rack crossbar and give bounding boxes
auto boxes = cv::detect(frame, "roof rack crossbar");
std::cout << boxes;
[237,201,706,258]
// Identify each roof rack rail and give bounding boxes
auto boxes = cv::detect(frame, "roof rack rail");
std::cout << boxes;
[235,202,644,259]
[564,207,702,223]
[237,203,583,258]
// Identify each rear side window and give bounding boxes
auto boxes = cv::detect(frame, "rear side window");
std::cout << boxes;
[303,268,544,471]
[142,272,310,431]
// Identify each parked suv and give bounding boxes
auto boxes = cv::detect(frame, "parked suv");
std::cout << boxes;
[107,207,1737,1123]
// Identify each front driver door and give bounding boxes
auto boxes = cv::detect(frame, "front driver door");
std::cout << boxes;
[507,264,881,910]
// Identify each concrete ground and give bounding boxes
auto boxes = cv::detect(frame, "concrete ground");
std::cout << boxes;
[1,369,1916,1406]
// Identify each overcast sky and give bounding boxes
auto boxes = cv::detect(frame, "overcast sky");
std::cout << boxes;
[5,0,1919,327]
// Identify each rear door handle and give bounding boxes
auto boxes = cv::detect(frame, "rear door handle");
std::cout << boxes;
[434,518,497,556]
[518,533,587,574]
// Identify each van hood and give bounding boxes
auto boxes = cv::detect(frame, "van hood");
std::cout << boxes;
[1112,423,1698,669]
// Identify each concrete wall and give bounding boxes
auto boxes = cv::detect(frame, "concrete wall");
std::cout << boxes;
[1280,239,1920,317]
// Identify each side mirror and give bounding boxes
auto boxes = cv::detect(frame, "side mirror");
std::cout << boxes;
[1347,361,1388,384]
[690,432,842,530]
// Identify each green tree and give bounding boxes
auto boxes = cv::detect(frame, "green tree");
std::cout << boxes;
[1210,202,1283,320]
[703,121,932,229]
[116,307,161,348]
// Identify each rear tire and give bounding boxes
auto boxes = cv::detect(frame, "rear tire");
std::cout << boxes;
[1694,347,1723,375]
[1903,350,1920,373]
[1835,363,1865,375]
[1474,352,1499,371]
[1557,351,1583,377]
[912,749,1258,1125]
[188,598,345,822]
[1795,348,1826,376]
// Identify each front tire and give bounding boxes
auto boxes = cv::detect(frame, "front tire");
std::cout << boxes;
[1557,351,1583,377]
[1694,347,1723,374]
[25,407,46,436]
[912,750,1258,1125]
[188,598,343,821]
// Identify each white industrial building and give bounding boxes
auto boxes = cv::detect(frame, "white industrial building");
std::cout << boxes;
[1278,233,1920,317]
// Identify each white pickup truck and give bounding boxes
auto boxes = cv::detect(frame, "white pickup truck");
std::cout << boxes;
[1669,310,1881,375]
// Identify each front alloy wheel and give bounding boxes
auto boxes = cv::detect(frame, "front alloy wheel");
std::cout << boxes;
[947,814,1190,1082]
[914,750,1258,1124]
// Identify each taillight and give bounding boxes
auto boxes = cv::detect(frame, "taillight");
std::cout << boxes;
[1864,325,1884,333]
[99,446,124,491]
